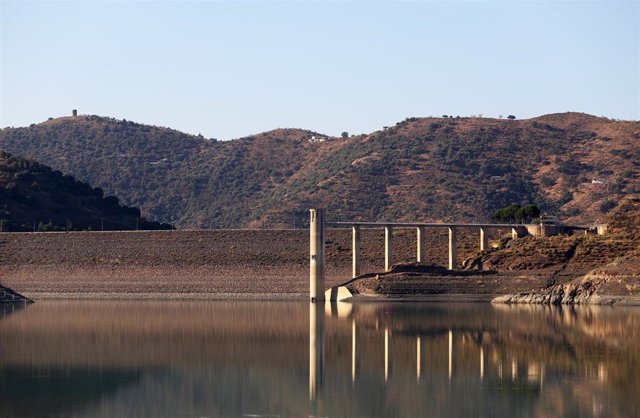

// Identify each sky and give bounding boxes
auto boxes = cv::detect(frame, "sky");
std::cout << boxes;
[1,1,639,140]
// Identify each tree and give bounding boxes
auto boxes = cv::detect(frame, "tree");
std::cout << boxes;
[515,204,540,223]
[341,131,349,139]
[491,204,540,223]
[507,115,516,120]
[491,204,520,223]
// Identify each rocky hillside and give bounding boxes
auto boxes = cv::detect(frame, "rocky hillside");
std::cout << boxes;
[0,113,638,228]
[478,195,640,304]
[0,152,172,231]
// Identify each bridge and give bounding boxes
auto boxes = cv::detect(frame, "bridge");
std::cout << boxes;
[308,209,606,302]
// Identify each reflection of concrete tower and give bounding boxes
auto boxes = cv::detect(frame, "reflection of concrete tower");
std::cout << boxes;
[448,330,456,381]
[416,337,424,381]
[384,327,392,383]
[351,319,359,384]
[480,346,485,380]
[72,109,77,117]
[309,303,325,401]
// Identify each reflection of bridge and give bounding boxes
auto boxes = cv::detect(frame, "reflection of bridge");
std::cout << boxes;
[309,303,551,401]
[0,300,622,415]
[0,285,31,305]
[309,209,606,301]
[0,299,30,319]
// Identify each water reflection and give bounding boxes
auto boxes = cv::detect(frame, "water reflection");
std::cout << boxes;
[0,301,638,418]
[309,302,324,402]
[308,302,638,418]
[0,301,29,320]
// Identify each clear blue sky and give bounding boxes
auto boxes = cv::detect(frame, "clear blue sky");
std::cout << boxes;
[1,1,638,140]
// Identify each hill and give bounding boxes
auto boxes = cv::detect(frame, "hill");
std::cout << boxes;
[0,113,638,228]
[487,195,640,304]
[0,151,172,231]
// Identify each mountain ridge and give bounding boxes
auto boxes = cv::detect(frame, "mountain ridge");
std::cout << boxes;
[0,112,638,228]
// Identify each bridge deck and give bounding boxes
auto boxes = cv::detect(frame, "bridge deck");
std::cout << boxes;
[326,221,591,230]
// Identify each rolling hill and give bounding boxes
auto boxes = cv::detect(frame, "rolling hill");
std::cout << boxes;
[0,113,638,228]
[0,151,172,231]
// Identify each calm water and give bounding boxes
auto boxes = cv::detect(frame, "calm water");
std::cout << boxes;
[0,301,638,418]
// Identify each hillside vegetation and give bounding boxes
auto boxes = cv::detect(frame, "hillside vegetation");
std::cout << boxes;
[0,152,171,231]
[0,113,638,228]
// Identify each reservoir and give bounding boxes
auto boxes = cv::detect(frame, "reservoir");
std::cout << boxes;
[0,301,638,418]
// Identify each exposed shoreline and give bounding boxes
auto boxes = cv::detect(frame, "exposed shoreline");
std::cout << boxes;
[19,291,640,306]
[19,292,310,301]
[339,253,640,306]
[1,228,638,305]
[347,293,640,305]
[0,229,486,301]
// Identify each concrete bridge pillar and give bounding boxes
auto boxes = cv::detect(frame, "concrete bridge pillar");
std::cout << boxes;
[511,226,527,239]
[416,226,425,263]
[448,226,457,270]
[385,226,393,271]
[310,209,325,302]
[480,227,489,251]
[352,225,361,278]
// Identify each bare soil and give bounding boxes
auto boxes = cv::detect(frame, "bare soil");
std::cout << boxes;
[345,263,551,299]
[1,226,637,304]
[0,228,492,299]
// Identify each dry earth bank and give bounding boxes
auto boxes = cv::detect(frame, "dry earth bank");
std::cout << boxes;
[0,228,490,299]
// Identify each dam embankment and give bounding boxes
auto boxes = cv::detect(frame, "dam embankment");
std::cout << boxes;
[0,228,487,299]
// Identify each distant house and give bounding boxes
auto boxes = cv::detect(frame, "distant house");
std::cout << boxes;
[308,135,327,143]
[591,179,608,185]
